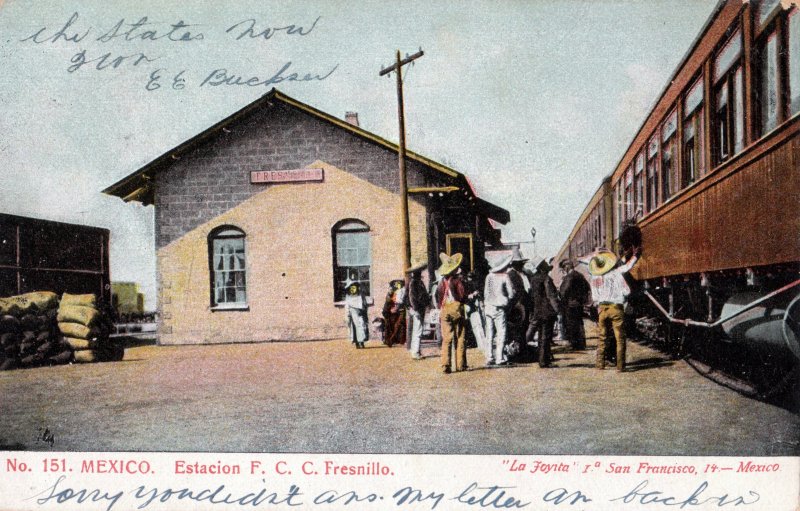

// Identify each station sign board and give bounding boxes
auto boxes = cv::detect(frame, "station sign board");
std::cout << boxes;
[250,168,324,184]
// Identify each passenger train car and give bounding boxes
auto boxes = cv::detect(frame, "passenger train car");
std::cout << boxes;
[554,0,800,397]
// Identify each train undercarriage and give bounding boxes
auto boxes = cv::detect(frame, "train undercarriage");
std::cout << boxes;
[630,262,800,401]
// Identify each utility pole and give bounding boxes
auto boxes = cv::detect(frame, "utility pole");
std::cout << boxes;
[379,48,424,272]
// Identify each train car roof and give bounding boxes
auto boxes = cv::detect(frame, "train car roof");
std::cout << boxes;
[607,0,732,186]
[0,212,109,235]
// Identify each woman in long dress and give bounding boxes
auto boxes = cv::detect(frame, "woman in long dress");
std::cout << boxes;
[382,279,406,347]
[344,280,371,349]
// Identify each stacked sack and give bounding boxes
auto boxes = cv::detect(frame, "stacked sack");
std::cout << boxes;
[0,291,66,370]
[57,293,123,363]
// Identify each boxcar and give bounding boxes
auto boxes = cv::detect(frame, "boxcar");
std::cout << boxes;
[0,213,111,303]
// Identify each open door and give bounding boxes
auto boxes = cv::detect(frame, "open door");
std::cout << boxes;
[445,233,474,272]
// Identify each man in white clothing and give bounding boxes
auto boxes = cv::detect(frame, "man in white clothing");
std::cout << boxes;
[483,253,517,366]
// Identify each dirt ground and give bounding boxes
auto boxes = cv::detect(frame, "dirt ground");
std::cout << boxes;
[0,329,798,455]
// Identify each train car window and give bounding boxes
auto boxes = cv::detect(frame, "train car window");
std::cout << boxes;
[756,30,780,134]
[635,152,645,217]
[757,0,782,31]
[713,28,744,165]
[789,8,800,115]
[625,165,634,222]
[595,212,601,249]
[684,78,704,116]
[614,184,623,239]
[733,67,744,152]
[661,110,677,201]
[716,84,730,159]
[714,29,742,81]
[646,136,659,212]
[662,110,677,140]
[683,78,705,187]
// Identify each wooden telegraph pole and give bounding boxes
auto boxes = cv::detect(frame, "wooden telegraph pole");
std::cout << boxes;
[379,49,424,272]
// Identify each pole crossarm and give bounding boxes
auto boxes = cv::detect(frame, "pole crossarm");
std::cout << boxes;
[379,50,424,76]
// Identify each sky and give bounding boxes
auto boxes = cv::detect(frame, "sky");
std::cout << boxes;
[0,0,718,309]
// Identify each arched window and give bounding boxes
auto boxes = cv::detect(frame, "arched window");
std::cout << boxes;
[332,219,371,301]
[208,226,247,308]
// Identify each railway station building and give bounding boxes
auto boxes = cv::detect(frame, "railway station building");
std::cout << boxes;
[104,89,508,345]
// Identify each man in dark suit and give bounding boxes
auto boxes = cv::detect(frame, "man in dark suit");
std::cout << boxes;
[559,259,591,350]
[528,257,560,368]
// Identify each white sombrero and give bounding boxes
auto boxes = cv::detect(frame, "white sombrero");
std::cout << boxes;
[488,253,513,273]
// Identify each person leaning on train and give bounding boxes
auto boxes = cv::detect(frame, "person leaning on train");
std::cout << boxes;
[582,246,641,372]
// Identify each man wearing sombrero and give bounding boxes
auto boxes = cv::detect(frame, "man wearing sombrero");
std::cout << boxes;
[483,252,516,366]
[435,252,468,373]
[586,246,642,372]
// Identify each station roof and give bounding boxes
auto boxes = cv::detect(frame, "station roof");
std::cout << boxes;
[102,88,509,224]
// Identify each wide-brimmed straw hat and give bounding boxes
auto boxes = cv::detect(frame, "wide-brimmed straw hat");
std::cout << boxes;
[488,253,513,273]
[588,250,618,276]
[438,252,463,276]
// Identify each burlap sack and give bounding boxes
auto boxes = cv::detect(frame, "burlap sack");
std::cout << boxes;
[72,349,97,363]
[20,314,38,331]
[0,358,18,370]
[0,332,18,347]
[20,353,43,366]
[0,292,59,315]
[60,293,97,308]
[37,341,54,355]
[0,298,24,316]
[20,341,38,355]
[58,322,96,340]
[57,305,100,327]
[0,315,20,334]
[49,350,73,364]
[64,337,92,350]
[21,291,59,311]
